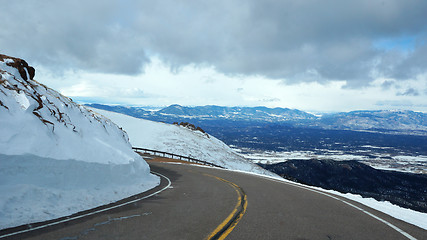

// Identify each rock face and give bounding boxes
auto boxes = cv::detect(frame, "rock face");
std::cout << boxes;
[259,159,427,213]
[0,54,35,80]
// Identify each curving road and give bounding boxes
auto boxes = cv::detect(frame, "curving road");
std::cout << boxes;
[2,161,426,240]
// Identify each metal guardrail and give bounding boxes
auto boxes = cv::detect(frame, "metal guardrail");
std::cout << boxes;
[132,147,224,169]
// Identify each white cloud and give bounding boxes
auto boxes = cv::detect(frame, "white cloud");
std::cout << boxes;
[35,58,427,112]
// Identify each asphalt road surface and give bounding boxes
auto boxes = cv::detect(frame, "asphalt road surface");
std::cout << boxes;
[1,161,426,240]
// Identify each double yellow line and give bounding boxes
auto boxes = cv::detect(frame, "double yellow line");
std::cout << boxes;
[204,174,248,240]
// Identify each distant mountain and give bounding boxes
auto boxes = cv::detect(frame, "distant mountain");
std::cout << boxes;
[87,104,427,135]
[313,110,427,133]
[259,159,427,213]
[155,104,317,122]
[87,104,149,118]
[88,104,317,122]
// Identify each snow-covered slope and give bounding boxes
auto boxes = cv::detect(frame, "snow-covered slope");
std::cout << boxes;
[0,54,159,229]
[90,108,277,177]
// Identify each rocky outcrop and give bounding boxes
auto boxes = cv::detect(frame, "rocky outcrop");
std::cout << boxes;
[173,122,209,137]
[0,53,91,130]
[0,54,35,80]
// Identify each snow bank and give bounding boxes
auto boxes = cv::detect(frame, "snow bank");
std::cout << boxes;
[90,108,277,177]
[0,154,159,229]
[337,192,427,230]
[0,55,159,229]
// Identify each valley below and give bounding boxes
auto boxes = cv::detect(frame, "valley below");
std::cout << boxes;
[88,104,427,214]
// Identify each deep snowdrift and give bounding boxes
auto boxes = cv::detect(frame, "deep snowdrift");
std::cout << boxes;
[90,108,277,177]
[0,54,159,229]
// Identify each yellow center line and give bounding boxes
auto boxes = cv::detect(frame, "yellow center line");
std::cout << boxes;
[203,174,248,240]
[220,194,248,239]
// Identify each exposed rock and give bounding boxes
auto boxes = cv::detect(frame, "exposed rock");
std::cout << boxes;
[173,122,209,137]
[0,53,69,127]
[0,54,35,80]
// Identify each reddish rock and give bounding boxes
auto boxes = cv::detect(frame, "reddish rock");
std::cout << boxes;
[0,54,35,80]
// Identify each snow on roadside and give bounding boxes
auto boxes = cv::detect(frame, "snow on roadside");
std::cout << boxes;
[226,168,427,230]
[337,191,427,230]
[0,154,159,229]
[0,54,159,229]
[90,108,277,177]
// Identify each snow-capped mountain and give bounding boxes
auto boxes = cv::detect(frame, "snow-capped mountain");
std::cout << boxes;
[89,108,277,177]
[0,54,159,229]
[88,104,427,135]
[87,103,317,122]
[157,104,317,121]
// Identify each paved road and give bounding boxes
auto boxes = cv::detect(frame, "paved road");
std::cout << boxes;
[2,162,426,240]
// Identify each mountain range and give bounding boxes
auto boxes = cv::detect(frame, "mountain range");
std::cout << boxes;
[87,104,427,135]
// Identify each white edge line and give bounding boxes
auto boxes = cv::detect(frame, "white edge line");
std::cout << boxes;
[0,171,171,239]
[259,176,418,240]
[157,162,418,240]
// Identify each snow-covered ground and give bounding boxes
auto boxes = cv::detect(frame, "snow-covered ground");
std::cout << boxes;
[306,182,427,230]
[0,55,159,229]
[89,108,276,177]
[335,191,427,230]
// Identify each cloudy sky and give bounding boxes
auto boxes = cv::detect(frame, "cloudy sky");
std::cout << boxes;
[1,0,427,112]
